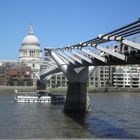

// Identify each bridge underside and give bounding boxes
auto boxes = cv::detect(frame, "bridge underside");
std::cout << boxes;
[40,18,140,113]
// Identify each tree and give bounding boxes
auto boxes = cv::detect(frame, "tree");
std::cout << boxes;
[17,79,24,86]
[27,79,33,86]
[106,79,112,87]
[7,76,14,86]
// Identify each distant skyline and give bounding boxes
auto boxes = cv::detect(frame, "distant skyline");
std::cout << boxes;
[0,0,140,60]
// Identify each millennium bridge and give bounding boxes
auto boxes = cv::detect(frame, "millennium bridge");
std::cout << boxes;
[38,18,140,113]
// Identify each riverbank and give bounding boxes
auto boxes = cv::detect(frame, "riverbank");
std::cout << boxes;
[47,87,140,94]
[88,87,140,93]
[1,86,140,94]
[0,86,36,93]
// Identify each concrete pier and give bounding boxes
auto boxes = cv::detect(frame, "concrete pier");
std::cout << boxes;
[50,51,95,113]
[64,82,91,113]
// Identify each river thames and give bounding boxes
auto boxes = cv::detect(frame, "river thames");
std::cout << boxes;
[0,92,139,139]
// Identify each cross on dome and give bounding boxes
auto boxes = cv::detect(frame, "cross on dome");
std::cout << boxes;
[28,25,34,35]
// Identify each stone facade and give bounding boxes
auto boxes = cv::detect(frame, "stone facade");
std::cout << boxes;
[19,25,42,74]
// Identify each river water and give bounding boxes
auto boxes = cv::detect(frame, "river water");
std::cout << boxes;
[0,92,140,139]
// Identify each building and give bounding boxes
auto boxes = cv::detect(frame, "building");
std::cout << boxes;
[46,66,115,88]
[88,66,115,87]
[0,61,18,86]
[7,64,33,86]
[0,60,17,66]
[114,65,140,88]
[0,62,33,86]
[46,72,68,88]
[0,66,7,86]
[19,25,42,74]
[0,25,43,86]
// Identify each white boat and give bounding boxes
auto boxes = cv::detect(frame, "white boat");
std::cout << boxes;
[14,91,51,103]
[14,90,65,103]
[14,95,51,103]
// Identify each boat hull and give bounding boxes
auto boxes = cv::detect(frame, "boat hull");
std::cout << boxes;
[15,96,51,103]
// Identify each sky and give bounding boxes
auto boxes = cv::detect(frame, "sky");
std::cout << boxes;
[0,0,140,60]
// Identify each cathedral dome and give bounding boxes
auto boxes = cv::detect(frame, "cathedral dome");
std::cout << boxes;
[21,25,40,50]
[19,25,42,74]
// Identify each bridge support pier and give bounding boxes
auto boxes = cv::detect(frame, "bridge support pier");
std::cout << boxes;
[36,79,46,90]
[50,51,95,113]
[64,82,90,113]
